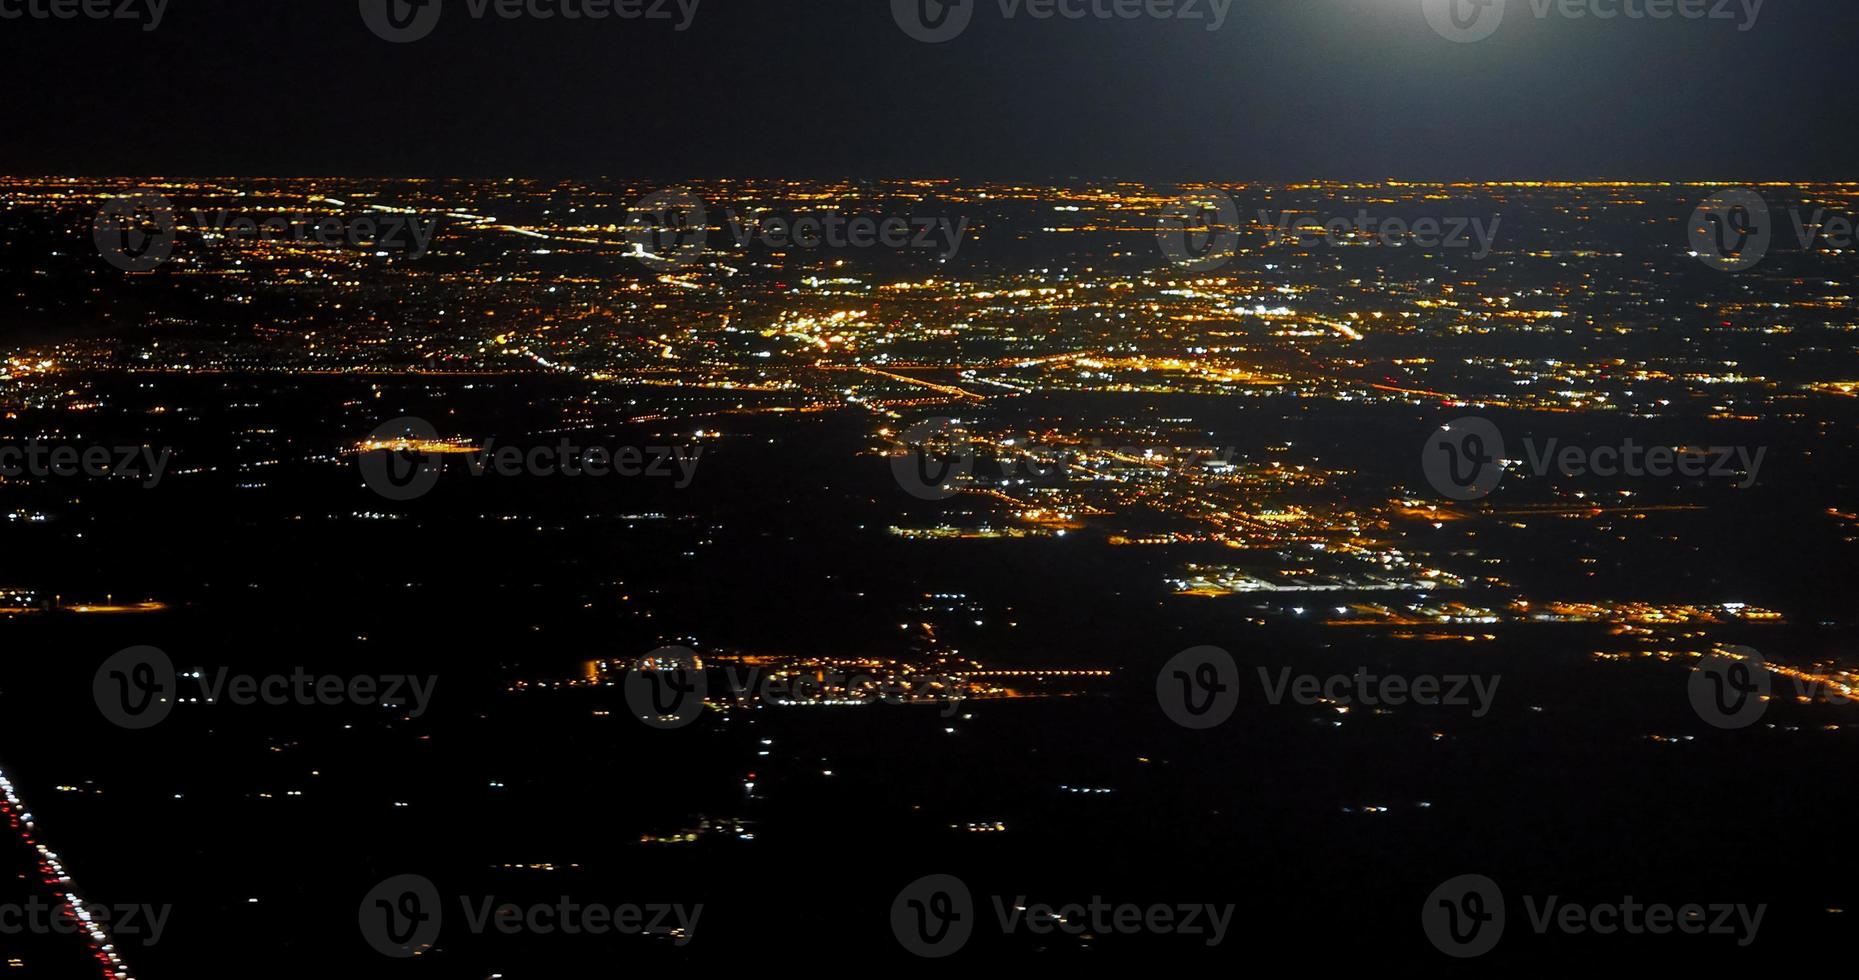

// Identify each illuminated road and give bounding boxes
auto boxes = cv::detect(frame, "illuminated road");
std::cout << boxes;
[0,765,138,980]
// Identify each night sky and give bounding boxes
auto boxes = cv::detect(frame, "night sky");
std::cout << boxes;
[0,0,1853,179]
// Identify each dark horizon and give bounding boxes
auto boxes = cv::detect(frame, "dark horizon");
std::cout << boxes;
[3,0,1854,180]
